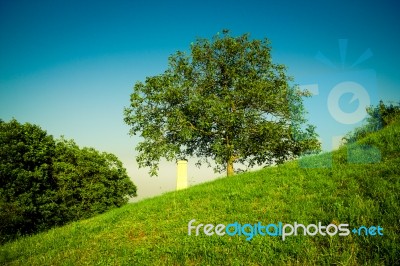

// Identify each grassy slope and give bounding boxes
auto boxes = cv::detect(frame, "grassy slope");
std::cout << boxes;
[1,121,400,265]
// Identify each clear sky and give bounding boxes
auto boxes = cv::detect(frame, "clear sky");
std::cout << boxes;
[1,0,399,201]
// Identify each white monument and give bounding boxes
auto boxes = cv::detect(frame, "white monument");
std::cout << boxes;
[176,160,188,190]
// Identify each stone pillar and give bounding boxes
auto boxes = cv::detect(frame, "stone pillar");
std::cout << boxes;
[176,160,188,190]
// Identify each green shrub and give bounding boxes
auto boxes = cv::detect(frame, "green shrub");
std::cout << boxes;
[344,100,400,144]
[0,119,57,242]
[0,119,136,243]
[53,138,137,221]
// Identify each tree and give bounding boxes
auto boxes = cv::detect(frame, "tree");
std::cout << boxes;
[0,119,57,242]
[124,30,320,177]
[0,119,137,243]
[53,138,137,221]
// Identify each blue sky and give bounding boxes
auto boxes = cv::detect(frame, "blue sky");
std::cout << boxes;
[1,0,399,200]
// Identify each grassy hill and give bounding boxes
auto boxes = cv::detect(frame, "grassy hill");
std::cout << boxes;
[1,120,399,265]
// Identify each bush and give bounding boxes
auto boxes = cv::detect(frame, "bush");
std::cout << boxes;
[53,138,137,221]
[0,119,57,242]
[0,119,136,243]
[343,100,400,144]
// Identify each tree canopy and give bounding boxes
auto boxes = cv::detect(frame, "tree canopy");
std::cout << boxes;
[0,119,136,243]
[0,119,56,241]
[124,30,320,176]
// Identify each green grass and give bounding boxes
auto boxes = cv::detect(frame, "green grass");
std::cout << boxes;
[1,121,400,265]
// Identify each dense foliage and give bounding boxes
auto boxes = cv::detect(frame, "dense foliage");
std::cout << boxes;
[0,119,136,243]
[53,138,137,221]
[124,30,320,176]
[0,119,57,242]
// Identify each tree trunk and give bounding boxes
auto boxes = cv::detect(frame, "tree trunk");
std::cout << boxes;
[226,156,234,177]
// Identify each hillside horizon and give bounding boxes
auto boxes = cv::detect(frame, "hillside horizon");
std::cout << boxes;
[1,116,399,265]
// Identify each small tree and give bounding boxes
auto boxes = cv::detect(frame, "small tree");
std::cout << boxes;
[124,30,320,176]
[53,138,137,220]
